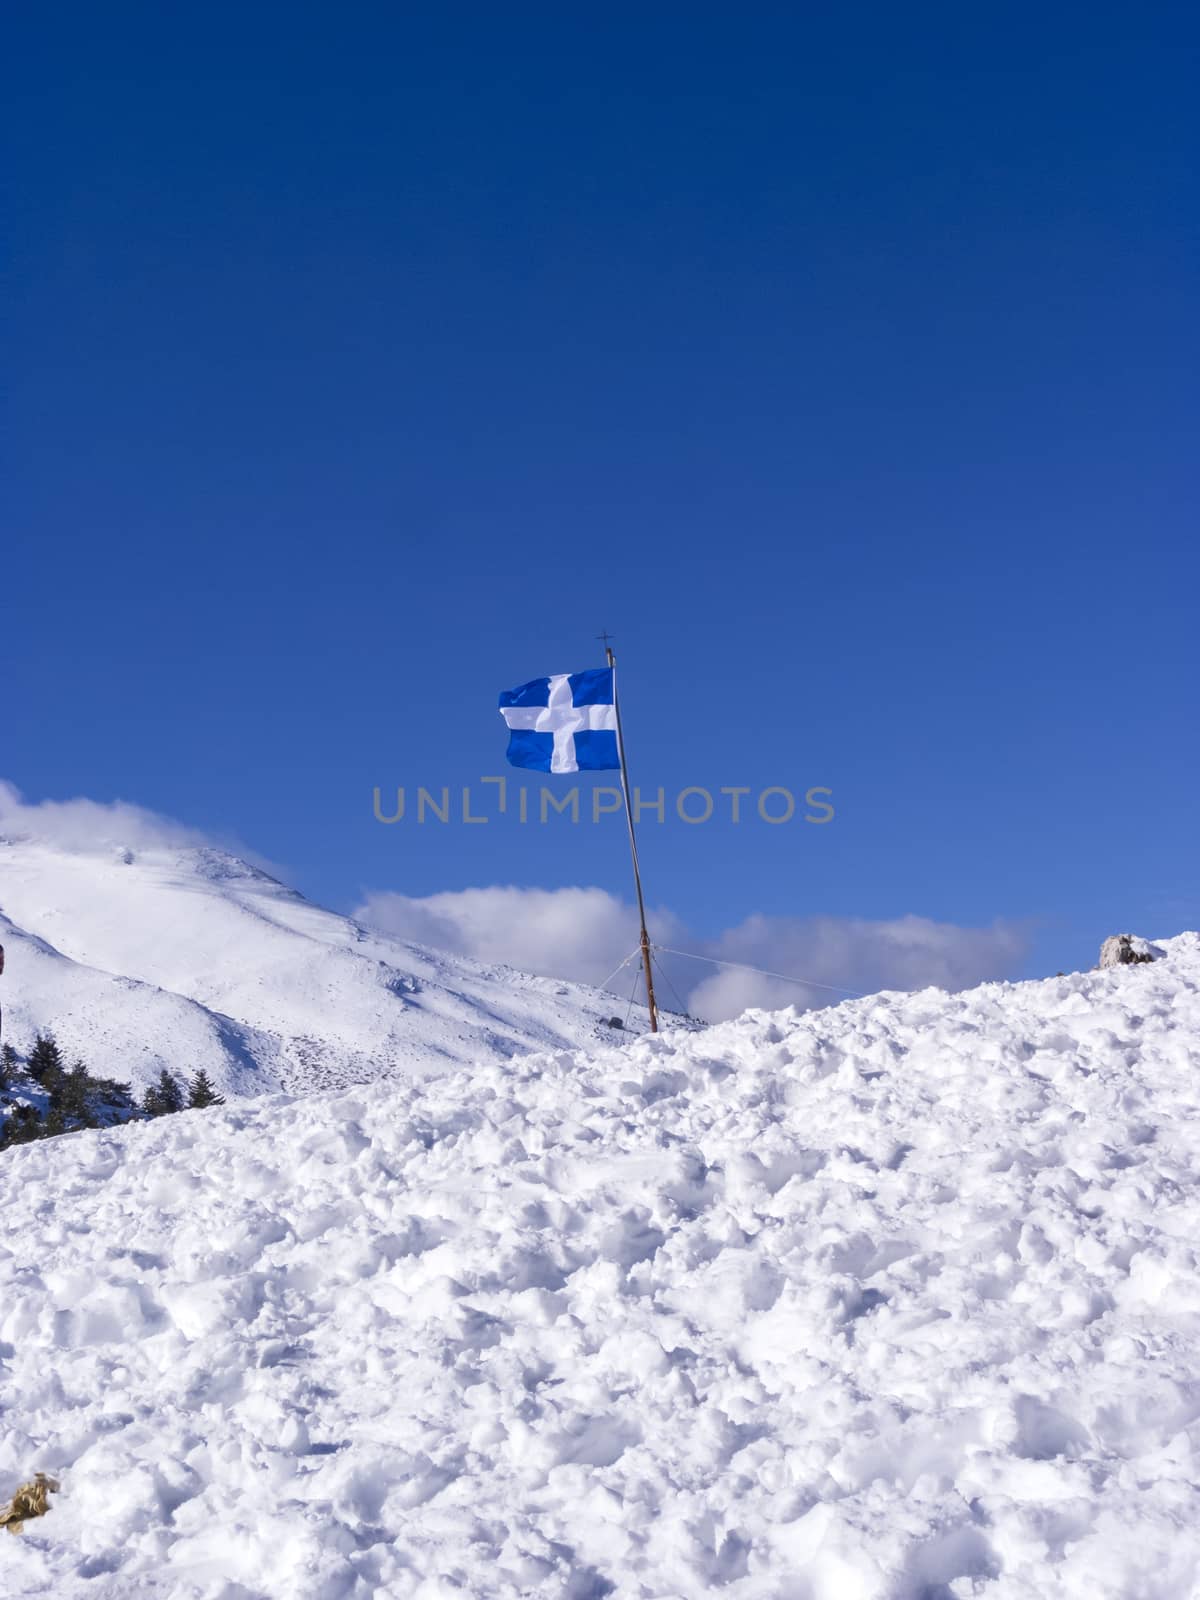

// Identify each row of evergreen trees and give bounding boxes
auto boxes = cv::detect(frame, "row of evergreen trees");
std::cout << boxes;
[142,1064,225,1114]
[0,1034,225,1150]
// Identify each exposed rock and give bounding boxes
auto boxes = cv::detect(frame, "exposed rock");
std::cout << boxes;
[1098,934,1163,969]
[0,1473,59,1534]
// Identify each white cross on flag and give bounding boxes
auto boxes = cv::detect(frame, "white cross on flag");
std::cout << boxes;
[498,669,620,773]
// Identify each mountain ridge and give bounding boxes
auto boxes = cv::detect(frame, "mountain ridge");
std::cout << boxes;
[0,836,651,1097]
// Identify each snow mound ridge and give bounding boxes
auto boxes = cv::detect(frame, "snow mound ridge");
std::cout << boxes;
[1,934,1199,1598]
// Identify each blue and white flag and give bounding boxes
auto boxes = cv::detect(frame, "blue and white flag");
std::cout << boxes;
[498,668,620,773]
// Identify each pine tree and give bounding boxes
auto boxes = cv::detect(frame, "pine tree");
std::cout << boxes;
[47,1062,99,1130]
[1,1105,43,1148]
[187,1069,225,1109]
[59,1063,91,1116]
[91,1076,138,1118]
[144,1069,184,1117]
[0,1042,17,1093]
[49,1063,83,1114]
[26,1034,64,1085]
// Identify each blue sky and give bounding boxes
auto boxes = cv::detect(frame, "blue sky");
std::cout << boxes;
[5,4,1197,995]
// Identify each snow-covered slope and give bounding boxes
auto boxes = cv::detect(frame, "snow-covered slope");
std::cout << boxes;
[0,837,647,1096]
[2,934,1198,1598]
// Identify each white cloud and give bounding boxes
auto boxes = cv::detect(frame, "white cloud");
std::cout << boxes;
[353,885,687,991]
[354,885,1029,1023]
[684,912,1028,1021]
[0,780,270,868]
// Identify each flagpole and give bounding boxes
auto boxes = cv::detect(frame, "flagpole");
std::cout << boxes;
[606,644,659,1032]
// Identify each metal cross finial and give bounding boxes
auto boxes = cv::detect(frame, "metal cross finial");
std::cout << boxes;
[597,630,615,650]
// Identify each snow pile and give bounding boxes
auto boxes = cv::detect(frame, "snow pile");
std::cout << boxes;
[2,935,1199,1598]
[0,838,649,1098]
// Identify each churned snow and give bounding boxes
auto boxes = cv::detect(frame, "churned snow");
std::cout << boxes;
[0,838,649,1098]
[1,935,1199,1598]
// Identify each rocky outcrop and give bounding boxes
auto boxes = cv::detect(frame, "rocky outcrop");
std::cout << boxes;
[1098,934,1162,969]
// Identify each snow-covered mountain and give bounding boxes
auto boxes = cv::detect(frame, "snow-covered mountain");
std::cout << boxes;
[0,836,648,1096]
[1,933,1198,1597]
